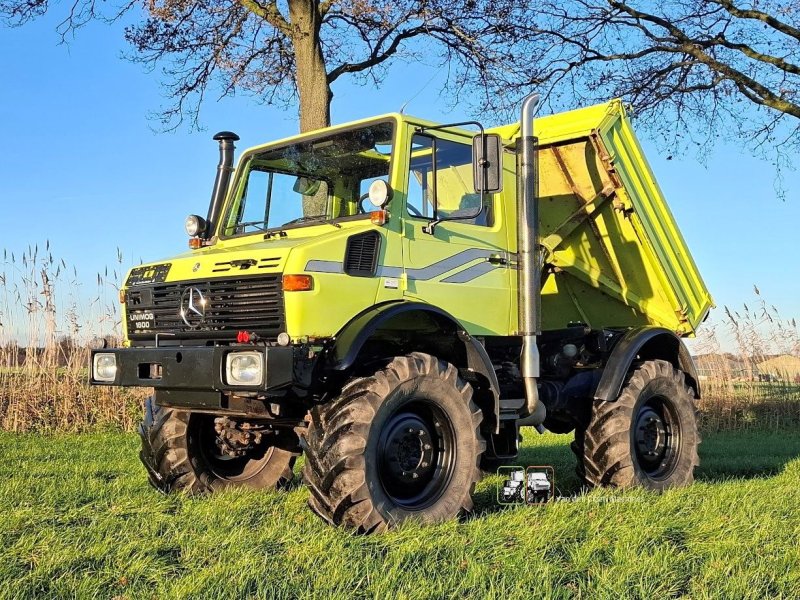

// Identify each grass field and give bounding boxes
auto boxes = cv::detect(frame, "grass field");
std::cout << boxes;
[2,429,799,599]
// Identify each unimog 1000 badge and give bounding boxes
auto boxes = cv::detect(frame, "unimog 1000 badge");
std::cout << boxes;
[129,311,155,330]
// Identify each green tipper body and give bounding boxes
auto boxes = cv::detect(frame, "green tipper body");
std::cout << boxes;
[492,99,713,335]
[120,100,712,345]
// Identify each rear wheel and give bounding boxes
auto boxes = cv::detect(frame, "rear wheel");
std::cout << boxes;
[579,360,699,490]
[301,353,485,533]
[571,432,586,482]
[138,397,298,493]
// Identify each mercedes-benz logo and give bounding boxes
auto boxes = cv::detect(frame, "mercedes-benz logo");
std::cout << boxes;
[180,287,207,328]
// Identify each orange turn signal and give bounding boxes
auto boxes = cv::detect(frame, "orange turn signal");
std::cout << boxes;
[119,289,126,304]
[282,274,314,291]
[188,238,203,249]
[370,210,388,226]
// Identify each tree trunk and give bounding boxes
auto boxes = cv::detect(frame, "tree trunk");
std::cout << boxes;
[288,0,332,216]
[288,0,332,133]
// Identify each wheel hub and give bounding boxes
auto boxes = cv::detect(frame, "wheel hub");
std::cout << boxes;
[212,417,270,458]
[381,414,436,482]
[634,407,667,464]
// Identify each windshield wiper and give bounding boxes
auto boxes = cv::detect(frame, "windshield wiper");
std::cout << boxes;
[281,215,341,229]
[236,219,269,232]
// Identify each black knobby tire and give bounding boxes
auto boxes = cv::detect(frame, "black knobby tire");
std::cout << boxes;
[301,353,485,533]
[571,431,586,482]
[138,397,297,494]
[579,359,700,490]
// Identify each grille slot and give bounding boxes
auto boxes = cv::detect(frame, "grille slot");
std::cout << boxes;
[344,231,380,277]
[126,275,285,340]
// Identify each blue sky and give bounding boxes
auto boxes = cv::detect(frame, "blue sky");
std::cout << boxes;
[1,12,798,349]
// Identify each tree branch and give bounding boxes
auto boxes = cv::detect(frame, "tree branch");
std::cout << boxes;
[235,0,290,36]
[608,0,800,118]
[710,0,800,42]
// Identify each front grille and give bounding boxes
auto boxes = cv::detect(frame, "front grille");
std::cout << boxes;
[126,275,285,340]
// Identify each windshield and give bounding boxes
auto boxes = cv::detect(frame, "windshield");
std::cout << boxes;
[222,122,394,236]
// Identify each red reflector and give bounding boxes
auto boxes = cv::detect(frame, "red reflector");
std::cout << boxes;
[283,274,314,291]
[237,331,251,343]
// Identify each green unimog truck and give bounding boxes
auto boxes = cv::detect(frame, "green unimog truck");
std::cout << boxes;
[90,94,713,532]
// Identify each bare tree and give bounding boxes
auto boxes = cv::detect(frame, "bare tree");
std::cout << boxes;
[5,0,799,170]
[520,0,800,160]
[1,0,539,132]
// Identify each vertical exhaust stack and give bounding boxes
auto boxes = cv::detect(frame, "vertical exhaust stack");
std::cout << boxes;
[205,131,240,240]
[517,93,546,428]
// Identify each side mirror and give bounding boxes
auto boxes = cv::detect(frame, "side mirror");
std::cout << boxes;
[293,176,322,196]
[472,133,503,194]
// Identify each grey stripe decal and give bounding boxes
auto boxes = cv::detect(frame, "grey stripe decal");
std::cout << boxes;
[304,260,343,274]
[441,262,497,283]
[305,248,505,281]
[405,248,493,280]
[377,265,403,278]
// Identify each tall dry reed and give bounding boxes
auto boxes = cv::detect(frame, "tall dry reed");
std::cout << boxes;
[693,288,800,431]
[0,243,147,432]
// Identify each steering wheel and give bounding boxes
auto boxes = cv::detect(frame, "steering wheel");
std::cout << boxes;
[358,192,372,214]
[407,203,423,217]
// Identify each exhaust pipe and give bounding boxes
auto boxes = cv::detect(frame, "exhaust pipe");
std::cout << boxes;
[517,93,546,428]
[204,131,240,239]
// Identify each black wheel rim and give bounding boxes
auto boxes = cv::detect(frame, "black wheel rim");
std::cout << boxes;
[633,395,682,480]
[190,416,275,483]
[377,400,456,510]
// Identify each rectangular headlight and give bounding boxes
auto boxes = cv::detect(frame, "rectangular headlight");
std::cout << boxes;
[92,352,117,382]
[225,351,264,386]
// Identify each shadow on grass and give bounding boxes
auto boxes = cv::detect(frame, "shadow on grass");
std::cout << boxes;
[469,428,800,518]
[282,474,306,492]
[471,442,580,518]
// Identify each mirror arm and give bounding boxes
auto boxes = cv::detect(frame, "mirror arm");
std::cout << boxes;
[416,121,484,134]
[422,206,485,235]
[414,121,489,235]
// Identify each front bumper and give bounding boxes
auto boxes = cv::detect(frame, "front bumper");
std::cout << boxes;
[89,346,293,393]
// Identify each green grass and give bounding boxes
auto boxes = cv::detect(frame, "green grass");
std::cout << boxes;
[1,430,799,599]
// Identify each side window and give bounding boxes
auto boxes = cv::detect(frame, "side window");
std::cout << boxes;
[407,134,491,226]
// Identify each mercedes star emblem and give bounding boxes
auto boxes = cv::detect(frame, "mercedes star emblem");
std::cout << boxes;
[179,287,207,328]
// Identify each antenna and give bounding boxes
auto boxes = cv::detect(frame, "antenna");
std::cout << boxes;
[399,65,445,114]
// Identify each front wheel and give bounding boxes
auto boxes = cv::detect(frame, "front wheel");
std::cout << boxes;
[301,353,485,533]
[579,359,700,490]
[138,397,298,494]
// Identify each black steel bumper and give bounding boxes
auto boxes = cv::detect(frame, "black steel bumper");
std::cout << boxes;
[89,346,293,394]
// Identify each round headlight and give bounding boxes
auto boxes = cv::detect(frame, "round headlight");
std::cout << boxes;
[368,179,393,207]
[185,214,207,237]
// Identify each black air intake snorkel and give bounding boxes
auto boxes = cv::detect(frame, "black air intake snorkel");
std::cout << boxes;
[204,131,240,240]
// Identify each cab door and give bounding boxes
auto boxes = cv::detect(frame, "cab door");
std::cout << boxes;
[400,126,512,336]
